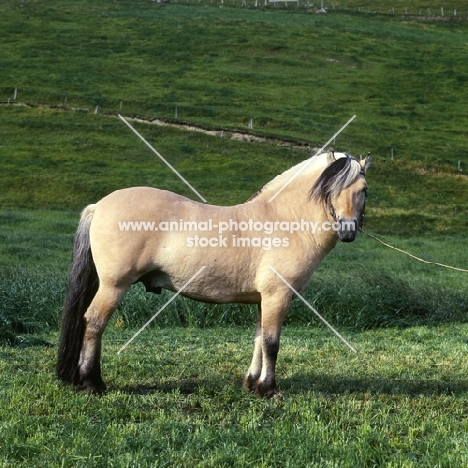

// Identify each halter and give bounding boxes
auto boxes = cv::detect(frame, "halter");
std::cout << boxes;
[327,165,367,226]
[329,203,337,222]
[328,197,366,228]
[310,152,370,228]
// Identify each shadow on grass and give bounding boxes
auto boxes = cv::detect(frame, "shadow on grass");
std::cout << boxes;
[115,373,468,397]
[116,377,239,397]
[281,373,468,397]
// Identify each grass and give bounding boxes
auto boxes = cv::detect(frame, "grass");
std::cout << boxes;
[1,108,467,232]
[2,325,468,466]
[0,106,305,209]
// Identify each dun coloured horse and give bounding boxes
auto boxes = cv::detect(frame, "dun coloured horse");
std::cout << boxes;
[57,151,371,397]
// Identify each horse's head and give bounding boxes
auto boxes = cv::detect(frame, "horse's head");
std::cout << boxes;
[309,151,371,242]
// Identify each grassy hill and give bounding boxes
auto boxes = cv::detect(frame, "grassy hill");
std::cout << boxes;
[1,105,468,237]
[1,0,467,230]
[1,1,468,160]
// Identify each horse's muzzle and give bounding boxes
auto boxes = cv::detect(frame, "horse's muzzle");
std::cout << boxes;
[337,218,358,242]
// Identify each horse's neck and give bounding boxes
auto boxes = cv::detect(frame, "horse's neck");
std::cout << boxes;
[241,156,338,253]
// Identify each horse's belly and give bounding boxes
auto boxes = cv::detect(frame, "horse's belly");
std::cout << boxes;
[180,289,261,305]
[136,266,260,304]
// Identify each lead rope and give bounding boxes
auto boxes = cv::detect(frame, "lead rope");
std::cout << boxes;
[359,229,468,273]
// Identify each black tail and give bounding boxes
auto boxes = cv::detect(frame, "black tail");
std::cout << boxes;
[57,205,99,385]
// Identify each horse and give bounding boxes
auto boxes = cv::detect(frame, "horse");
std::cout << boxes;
[57,150,371,398]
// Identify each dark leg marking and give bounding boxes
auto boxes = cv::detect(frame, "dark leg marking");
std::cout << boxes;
[254,335,280,398]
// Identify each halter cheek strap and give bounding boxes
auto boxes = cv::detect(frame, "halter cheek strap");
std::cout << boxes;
[359,203,366,228]
[329,203,337,222]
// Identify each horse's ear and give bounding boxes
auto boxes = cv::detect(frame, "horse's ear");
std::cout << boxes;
[326,151,335,164]
[360,152,372,174]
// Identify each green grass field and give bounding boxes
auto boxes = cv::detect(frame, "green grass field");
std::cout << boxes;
[2,1,468,161]
[2,326,468,466]
[1,0,468,466]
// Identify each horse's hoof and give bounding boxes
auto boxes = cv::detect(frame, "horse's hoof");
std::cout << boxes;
[78,380,107,395]
[255,386,282,399]
[243,374,257,392]
[267,389,284,401]
[247,379,279,399]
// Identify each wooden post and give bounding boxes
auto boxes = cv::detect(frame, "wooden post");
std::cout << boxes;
[120,101,123,111]
[391,147,394,160]
[14,88,17,100]
[95,105,99,114]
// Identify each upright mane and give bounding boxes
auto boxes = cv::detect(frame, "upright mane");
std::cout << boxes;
[309,155,362,205]
[246,154,324,202]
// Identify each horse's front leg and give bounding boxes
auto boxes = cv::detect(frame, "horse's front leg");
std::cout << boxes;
[78,283,127,393]
[245,292,291,398]
[243,305,263,390]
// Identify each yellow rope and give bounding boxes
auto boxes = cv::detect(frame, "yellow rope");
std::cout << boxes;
[359,229,468,273]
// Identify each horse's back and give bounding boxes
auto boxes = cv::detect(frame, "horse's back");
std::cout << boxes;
[98,186,195,213]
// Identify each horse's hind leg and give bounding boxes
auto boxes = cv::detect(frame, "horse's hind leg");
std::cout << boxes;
[78,282,128,393]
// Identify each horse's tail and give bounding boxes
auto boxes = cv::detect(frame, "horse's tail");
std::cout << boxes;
[57,204,99,385]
